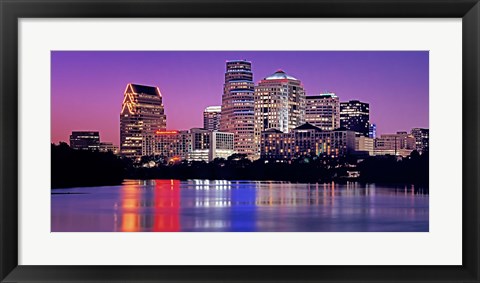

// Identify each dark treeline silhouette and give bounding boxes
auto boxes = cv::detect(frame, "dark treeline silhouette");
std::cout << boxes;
[51,143,128,188]
[128,153,340,183]
[52,143,428,188]
[357,150,429,185]
[128,151,429,186]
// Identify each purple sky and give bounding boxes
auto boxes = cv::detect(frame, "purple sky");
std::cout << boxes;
[51,51,428,146]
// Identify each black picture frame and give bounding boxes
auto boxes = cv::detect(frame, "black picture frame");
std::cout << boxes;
[1,0,479,282]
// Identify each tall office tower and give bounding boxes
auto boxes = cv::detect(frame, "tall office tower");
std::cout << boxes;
[369,123,377,139]
[254,70,306,156]
[411,128,429,153]
[120,83,167,160]
[305,92,340,131]
[203,106,222,131]
[69,131,100,150]
[340,100,370,137]
[220,60,256,158]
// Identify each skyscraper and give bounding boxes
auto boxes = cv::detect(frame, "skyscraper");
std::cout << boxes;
[120,83,167,160]
[305,92,340,131]
[220,60,256,158]
[340,100,370,137]
[254,70,306,156]
[203,106,221,131]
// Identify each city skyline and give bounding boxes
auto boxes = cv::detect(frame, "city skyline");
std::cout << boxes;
[51,51,429,146]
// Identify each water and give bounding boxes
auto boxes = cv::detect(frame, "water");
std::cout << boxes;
[51,180,428,232]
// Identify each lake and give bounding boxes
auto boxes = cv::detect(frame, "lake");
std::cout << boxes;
[51,180,428,232]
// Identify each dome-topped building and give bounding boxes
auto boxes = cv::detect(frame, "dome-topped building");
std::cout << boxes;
[253,70,306,157]
[264,69,298,81]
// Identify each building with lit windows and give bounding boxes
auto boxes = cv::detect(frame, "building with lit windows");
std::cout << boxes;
[210,131,235,161]
[99,142,119,154]
[340,100,370,137]
[305,92,339,131]
[254,70,306,156]
[220,60,256,158]
[260,123,355,160]
[261,129,293,160]
[154,130,190,162]
[203,106,222,131]
[369,123,377,139]
[355,134,374,155]
[411,128,429,153]
[154,128,234,163]
[120,83,167,160]
[188,128,211,161]
[69,131,100,150]
[374,131,416,157]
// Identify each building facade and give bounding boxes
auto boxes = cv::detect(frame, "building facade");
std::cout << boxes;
[99,142,119,154]
[340,100,370,137]
[411,128,429,153]
[153,129,234,163]
[369,123,377,139]
[260,123,355,160]
[188,128,211,161]
[305,92,340,131]
[254,70,306,156]
[120,83,167,160]
[374,131,416,157]
[69,131,100,150]
[209,131,235,161]
[154,130,190,162]
[220,60,256,158]
[203,106,222,131]
[261,128,294,160]
[355,134,374,155]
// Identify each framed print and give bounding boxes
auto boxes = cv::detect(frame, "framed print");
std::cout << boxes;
[1,0,479,282]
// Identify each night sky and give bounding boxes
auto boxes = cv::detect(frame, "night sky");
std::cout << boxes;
[51,51,428,146]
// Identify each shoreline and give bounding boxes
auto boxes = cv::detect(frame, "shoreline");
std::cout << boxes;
[52,178,429,190]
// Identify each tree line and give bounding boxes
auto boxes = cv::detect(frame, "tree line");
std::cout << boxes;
[52,142,428,188]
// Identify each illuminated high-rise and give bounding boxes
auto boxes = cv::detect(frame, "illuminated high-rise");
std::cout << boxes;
[120,83,167,160]
[305,92,339,131]
[220,60,256,158]
[254,70,305,156]
[340,100,370,137]
[203,106,221,131]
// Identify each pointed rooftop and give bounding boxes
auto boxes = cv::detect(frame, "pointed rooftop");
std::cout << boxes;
[126,83,161,96]
[263,128,284,134]
[294,123,322,131]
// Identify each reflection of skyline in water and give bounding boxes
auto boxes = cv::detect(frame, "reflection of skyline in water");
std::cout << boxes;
[118,180,181,232]
[51,180,428,232]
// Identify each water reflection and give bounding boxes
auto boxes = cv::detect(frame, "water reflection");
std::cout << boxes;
[116,180,180,232]
[51,180,428,232]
